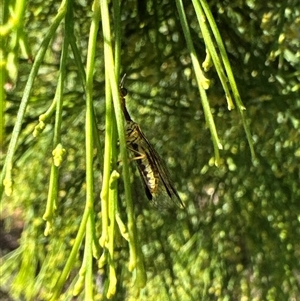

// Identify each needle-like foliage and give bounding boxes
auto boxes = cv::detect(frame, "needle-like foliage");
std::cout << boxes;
[1,0,300,300]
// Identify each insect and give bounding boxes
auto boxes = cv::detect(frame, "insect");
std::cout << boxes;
[119,74,184,208]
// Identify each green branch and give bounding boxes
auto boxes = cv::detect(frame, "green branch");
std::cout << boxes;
[175,0,222,166]
[0,0,67,199]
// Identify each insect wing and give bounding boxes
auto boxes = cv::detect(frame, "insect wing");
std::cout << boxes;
[134,154,156,201]
[136,127,184,208]
[128,140,156,201]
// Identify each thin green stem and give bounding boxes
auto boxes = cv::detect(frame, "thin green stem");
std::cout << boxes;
[0,0,67,199]
[49,203,90,300]
[100,0,146,293]
[99,1,120,297]
[48,0,100,297]
[82,0,101,298]
[84,215,94,300]
[0,49,5,149]
[67,4,103,168]
[99,74,112,248]
[200,0,255,159]
[192,0,234,110]
[42,0,70,234]
[0,0,26,36]
[175,0,222,165]
[106,171,119,298]
[99,0,121,250]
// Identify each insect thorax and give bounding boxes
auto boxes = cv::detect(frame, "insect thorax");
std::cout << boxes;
[125,121,141,145]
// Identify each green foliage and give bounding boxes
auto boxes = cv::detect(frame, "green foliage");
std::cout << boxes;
[1,0,300,300]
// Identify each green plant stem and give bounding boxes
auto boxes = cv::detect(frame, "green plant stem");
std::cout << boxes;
[99,0,121,250]
[99,1,120,297]
[0,0,67,199]
[83,0,101,298]
[85,215,94,300]
[100,0,146,292]
[99,0,122,251]
[192,0,234,110]
[49,0,101,297]
[42,7,70,233]
[106,171,119,298]
[175,0,222,165]
[0,0,26,36]
[199,0,255,159]
[101,0,137,266]
[49,202,90,300]
[68,21,103,168]
[99,75,112,248]
[0,51,5,148]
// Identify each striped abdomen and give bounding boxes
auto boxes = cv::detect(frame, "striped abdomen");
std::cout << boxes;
[125,121,159,199]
